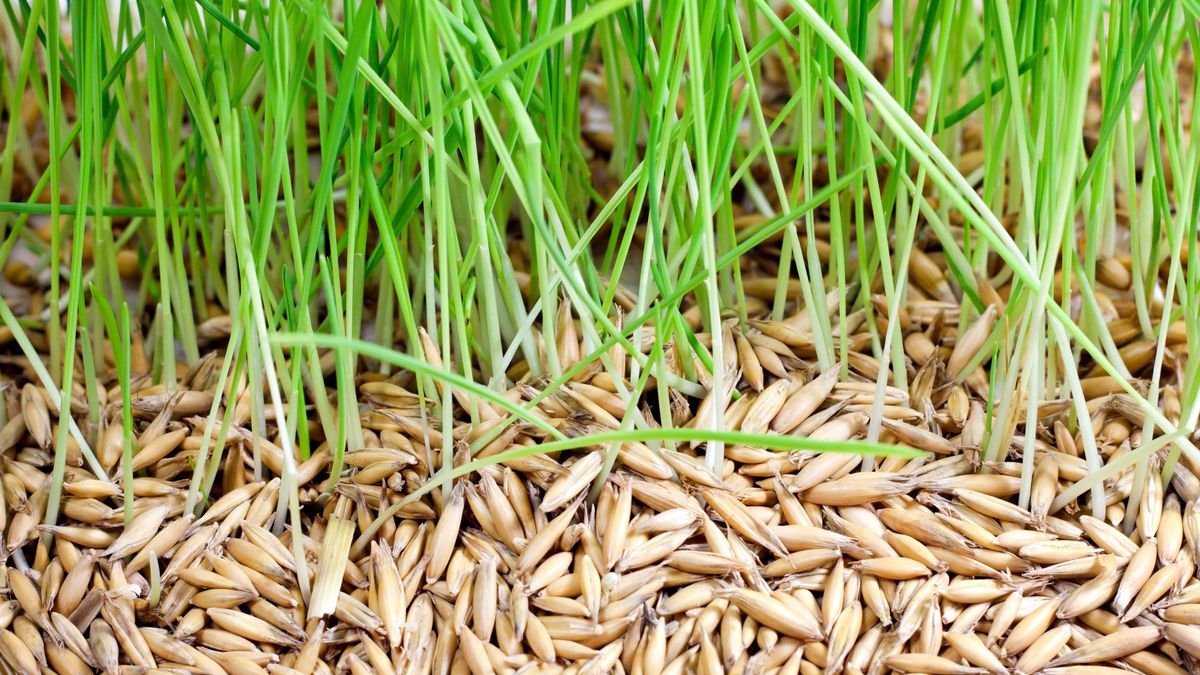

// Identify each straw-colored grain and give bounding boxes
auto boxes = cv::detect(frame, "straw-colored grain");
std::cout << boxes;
[1047,625,1161,666]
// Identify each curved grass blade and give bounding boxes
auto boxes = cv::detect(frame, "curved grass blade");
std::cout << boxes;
[269,332,568,441]
[352,428,921,555]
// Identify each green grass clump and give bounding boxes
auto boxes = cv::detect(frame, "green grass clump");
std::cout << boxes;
[0,0,1196,537]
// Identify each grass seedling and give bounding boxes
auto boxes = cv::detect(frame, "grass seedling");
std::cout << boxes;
[2,1,1199,667]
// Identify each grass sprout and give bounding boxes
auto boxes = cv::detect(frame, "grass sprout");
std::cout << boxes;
[1,1,1198,668]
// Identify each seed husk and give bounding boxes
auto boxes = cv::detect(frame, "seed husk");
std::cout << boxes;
[886,652,986,674]
[1048,625,1161,666]
[1003,594,1062,657]
[1013,623,1074,675]
[720,588,821,641]
[102,503,173,560]
[541,452,604,512]
[1059,563,1124,618]
[308,516,354,620]
[207,609,304,648]
[1119,555,1184,622]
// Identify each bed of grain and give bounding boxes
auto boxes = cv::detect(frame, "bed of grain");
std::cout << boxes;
[1,266,1198,674]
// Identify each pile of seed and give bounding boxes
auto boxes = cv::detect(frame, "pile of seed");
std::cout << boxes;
[0,268,1198,675]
